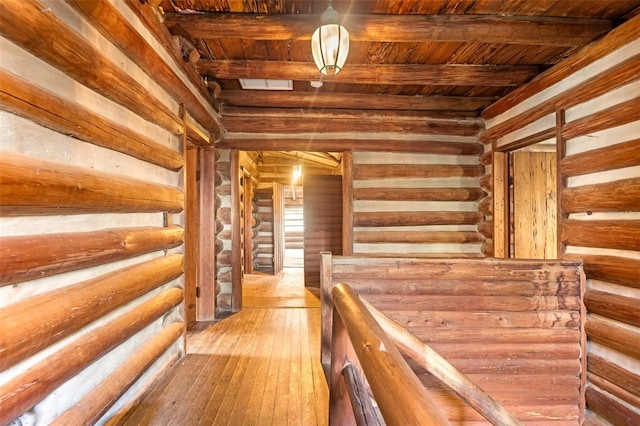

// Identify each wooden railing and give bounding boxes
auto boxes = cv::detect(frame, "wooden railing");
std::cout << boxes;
[330,283,451,426]
[330,283,523,426]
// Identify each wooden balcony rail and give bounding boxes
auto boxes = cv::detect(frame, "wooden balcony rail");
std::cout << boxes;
[359,297,523,426]
[330,283,451,426]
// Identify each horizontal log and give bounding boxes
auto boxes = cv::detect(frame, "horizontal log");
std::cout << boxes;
[360,297,523,426]
[424,342,581,360]
[219,90,493,112]
[585,290,640,327]
[494,126,556,151]
[417,401,578,423]
[564,254,639,289]
[68,0,222,140]
[331,257,582,282]
[353,187,485,202]
[426,357,581,376]
[561,220,640,251]
[0,226,184,286]
[185,117,211,146]
[411,327,580,345]
[562,98,640,141]
[0,254,184,371]
[0,69,183,171]
[585,384,640,426]
[480,55,640,142]
[363,294,580,311]
[344,277,579,297]
[561,178,640,213]
[219,138,484,154]
[221,116,480,136]
[561,138,640,177]
[223,106,484,122]
[587,373,640,415]
[398,310,579,331]
[122,0,217,111]
[166,13,610,46]
[588,354,640,400]
[0,0,183,134]
[586,315,640,358]
[483,13,640,119]
[199,60,539,87]
[353,211,484,227]
[51,322,184,426]
[354,231,482,244]
[0,287,184,425]
[355,164,484,179]
[0,151,184,216]
[331,284,450,426]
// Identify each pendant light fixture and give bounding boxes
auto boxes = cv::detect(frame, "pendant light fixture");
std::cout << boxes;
[310,0,349,75]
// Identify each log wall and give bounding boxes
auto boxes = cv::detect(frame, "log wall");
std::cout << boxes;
[321,255,585,424]
[253,187,275,273]
[351,150,485,257]
[0,1,219,423]
[482,15,640,425]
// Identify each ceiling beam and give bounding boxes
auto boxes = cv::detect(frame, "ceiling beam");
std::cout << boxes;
[218,90,494,113]
[221,116,480,136]
[198,61,539,87]
[221,106,483,124]
[165,13,611,46]
[218,139,483,155]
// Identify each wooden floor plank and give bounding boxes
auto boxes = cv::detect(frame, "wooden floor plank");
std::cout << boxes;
[117,268,328,426]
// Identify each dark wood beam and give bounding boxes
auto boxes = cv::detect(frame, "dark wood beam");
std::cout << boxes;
[198,61,539,87]
[165,13,611,46]
[218,138,483,155]
[221,115,480,135]
[221,106,483,124]
[219,90,493,113]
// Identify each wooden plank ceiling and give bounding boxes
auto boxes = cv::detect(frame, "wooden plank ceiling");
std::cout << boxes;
[157,0,639,167]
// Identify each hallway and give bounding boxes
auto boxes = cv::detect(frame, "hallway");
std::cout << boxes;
[116,269,328,425]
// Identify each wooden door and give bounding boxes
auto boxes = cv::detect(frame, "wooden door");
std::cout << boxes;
[272,182,285,274]
[303,175,343,289]
[512,151,557,259]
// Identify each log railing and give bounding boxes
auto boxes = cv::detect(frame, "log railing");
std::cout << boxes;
[330,283,523,426]
[330,283,451,426]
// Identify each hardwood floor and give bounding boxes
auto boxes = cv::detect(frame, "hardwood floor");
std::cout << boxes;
[117,268,328,425]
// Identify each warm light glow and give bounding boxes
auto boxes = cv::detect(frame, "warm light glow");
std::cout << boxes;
[292,164,302,180]
[311,4,349,75]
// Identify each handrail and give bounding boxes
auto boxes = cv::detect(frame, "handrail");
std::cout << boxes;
[359,297,524,426]
[331,283,451,426]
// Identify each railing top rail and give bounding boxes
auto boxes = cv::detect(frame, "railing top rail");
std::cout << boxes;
[332,283,451,426]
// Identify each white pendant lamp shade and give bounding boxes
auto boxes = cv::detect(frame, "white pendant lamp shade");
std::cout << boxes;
[311,4,349,75]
